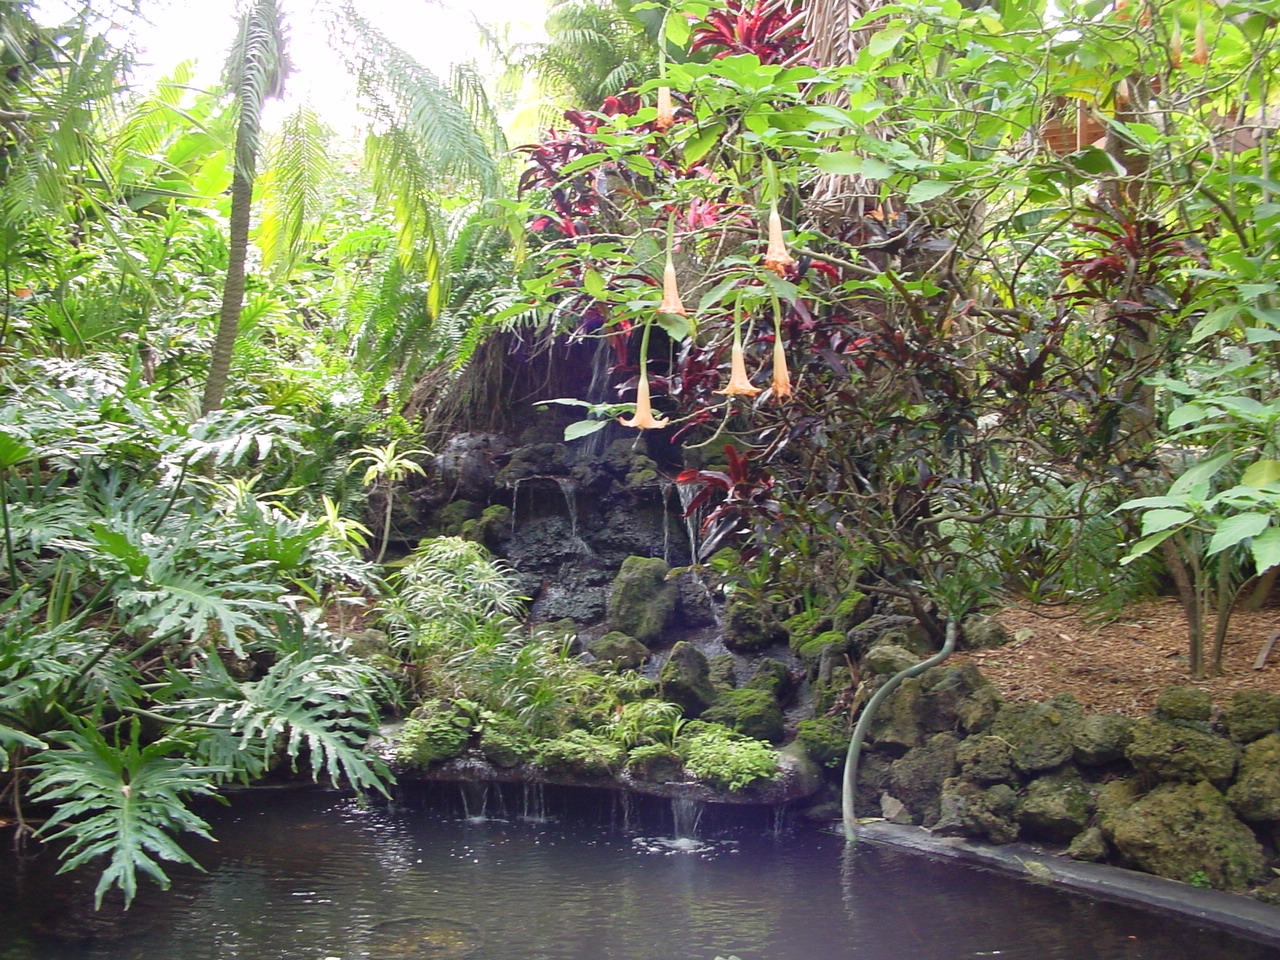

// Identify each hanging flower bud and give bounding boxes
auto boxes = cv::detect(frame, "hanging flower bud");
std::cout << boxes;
[1191,6,1209,65]
[658,250,687,317]
[716,339,762,397]
[771,335,791,401]
[763,201,796,278]
[1171,17,1183,69]
[618,367,670,430]
[655,86,675,132]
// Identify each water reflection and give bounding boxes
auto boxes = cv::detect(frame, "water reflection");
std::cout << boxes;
[0,786,1273,960]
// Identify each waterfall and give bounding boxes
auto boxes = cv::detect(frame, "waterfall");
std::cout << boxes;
[553,476,593,557]
[520,782,547,823]
[459,780,489,821]
[671,797,705,841]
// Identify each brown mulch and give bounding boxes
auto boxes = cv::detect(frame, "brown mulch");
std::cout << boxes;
[951,598,1280,718]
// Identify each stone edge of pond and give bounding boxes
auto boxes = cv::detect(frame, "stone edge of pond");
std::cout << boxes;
[854,821,1280,948]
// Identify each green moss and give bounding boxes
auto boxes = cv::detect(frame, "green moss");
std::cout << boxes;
[479,714,537,768]
[535,729,625,777]
[460,504,511,548]
[795,716,850,769]
[625,743,685,782]
[677,721,780,792]
[796,629,847,662]
[700,688,784,742]
[397,700,475,767]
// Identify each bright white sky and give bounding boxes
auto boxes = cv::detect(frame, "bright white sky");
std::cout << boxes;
[49,0,549,135]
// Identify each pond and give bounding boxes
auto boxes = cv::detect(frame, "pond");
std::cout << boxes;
[0,784,1275,960]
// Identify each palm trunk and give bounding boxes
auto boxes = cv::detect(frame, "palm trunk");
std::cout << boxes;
[202,160,254,415]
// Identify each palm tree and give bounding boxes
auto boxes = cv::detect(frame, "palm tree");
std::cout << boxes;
[201,0,290,415]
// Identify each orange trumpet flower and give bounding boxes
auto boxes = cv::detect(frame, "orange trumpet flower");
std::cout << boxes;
[656,86,675,132]
[658,250,687,317]
[763,201,796,278]
[716,312,761,398]
[619,367,670,430]
[1191,5,1209,65]
[771,333,791,401]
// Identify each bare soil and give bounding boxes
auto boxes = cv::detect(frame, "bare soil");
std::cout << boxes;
[952,599,1280,718]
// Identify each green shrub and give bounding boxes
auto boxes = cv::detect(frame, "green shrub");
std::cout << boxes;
[479,712,537,768]
[534,729,624,777]
[677,722,780,792]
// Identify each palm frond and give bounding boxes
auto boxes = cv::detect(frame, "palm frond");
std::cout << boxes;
[257,104,337,271]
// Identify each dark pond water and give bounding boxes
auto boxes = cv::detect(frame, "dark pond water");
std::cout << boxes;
[1,784,1276,960]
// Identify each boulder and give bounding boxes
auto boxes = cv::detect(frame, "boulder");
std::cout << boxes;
[933,779,1019,844]
[990,696,1081,774]
[745,658,792,699]
[700,688,785,743]
[919,663,994,734]
[1098,779,1267,890]
[1066,826,1108,862]
[708,654,739,689]
[659,642,719,716]
[863,642,919,677]
[1072,712,1134,766]
[607,556,677,643]
[1018,766,1095,843]
[1223,690,1280,743]
[1226,733,1280,822]
[1125,717,1238,783]
[587,631,651,671]
[846,615,930,659]
[867,676,924,753]
[888,732,960,826]
[794,716,849,769]
[723,598,788,652]
[1155,685,1213,723]
[961,614,1012,649]
[955,735,1015,785]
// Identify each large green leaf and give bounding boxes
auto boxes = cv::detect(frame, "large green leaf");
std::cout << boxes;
[1206,513,1272,557]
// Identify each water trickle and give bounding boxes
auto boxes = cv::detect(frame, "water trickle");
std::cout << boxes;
[671,797,705,841]
[553,476,593,557]
[459,781,489,822]
[520,782,548,824]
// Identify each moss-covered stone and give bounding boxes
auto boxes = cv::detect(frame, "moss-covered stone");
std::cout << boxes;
[784,609,832,651]
[708,654,739,689]
[659,641,719,716]
[888,732,960,826]
[795,716,849,769]
[459,504,510,548]
[1072,712,1134,766]
[479,715,537,768]
[990,696,1081,774]
[534,729,624,777]
[624,743,684,782]
[1155,685,1213,723]
[868,676,924,753]
[795,629,848,663]
[588,631,651,671]
[960,614,1012,649]
[1067,826,1108,862]
[607,556,677,643]
[1098,779,1267,890]
[397,701,474,767]
[955,735,1015,785]
[1018,766,1095,843]
[1223,690,1280,743]
[723,598,788,653]
[744,658,791,699]
[956,683,1004,735]
[933,779,1019,844]
[831,591,871,633]
[1226,733,1280,822]
[429,499,480,537]
[863,643,919,676]
[700,688,785,743]
[1125,717,1238,783]
[919,663,993,735]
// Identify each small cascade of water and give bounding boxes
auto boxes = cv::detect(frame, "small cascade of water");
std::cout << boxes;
[674,481,701,562]
[519,782,548,823]
[553,476,593,556]
[770,804,793,839]
[459,780,489,822]
[671,797,705,841]
[509,477,527,532]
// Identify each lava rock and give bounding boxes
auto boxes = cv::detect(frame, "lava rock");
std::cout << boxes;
[933,779,1019,844]
[888,732,960,826]
[1223,690,1280,743]
[607,556,677,643]
[1226,733,1280,822]
[1125,717,1238,784]
[1072,712,1134,766]
[1018,766,1095,843]
[659,641,719,716]
[990,695,1082,774]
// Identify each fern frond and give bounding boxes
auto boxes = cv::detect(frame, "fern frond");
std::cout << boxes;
[257,104,337,271]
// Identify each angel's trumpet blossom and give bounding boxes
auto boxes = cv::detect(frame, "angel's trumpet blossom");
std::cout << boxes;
[655,86,675,132]
[763,201,796,278]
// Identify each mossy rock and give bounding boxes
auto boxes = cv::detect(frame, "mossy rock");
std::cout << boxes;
[933,779,1019,844]
[1155,685,1213,723]
[700,688,785,743]
[990,696,1082,775]
[625,744,685,783]
[397,701,475,767]
[1226,733,1280,822]
[955,735,1015,786]
[960,614,1012,650]
[588,631,651,671]
[783,609,833,649]
[744,658,791,699]
[795,629,848,663]
[831,591,871,633]
[429,499,480,538]
[459,504,510,549]
[1223,690,1280,743]
[862,643,919,677]
[1018,766,1095,843]
[1067,826,1108,862]
[888,732,960,826]
[723,598,788,653]
[1098,779,1267,890]
[919,663,993,734]
[607,556,677,643]
[708,654,739,689]
[659,641,719,716]
[795,716,850,769]
[1125,717,1238,783]
[1072,712,1134,766]
[479,715,537,768]
[534,729,624,777]
[868,675,924,753]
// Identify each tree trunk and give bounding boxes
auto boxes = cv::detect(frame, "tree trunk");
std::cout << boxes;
[201,159,254,415]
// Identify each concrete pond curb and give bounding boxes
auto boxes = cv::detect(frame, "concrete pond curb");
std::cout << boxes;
[855,820,1280,949]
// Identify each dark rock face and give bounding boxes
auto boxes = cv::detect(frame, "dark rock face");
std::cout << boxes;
[434,433,511,502]
[1098,779,1267,890]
